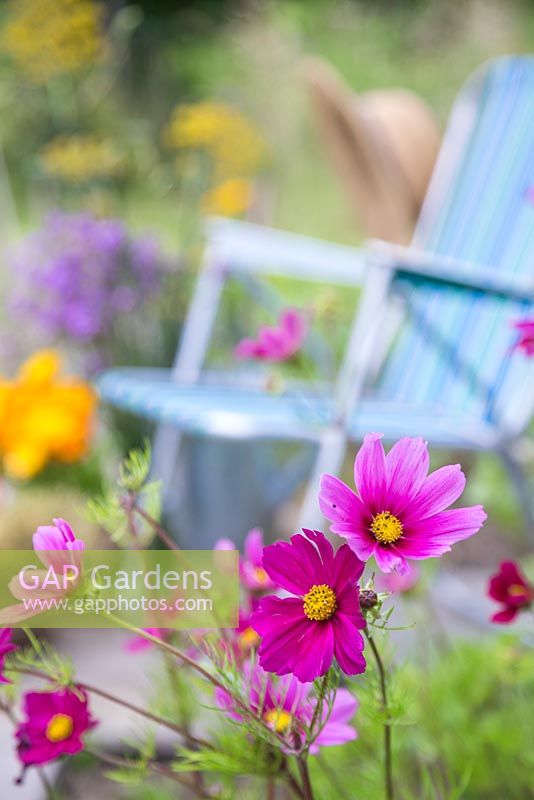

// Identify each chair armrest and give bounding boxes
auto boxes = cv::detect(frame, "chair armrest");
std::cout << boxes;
[205,216,366,286]
[368,239,534,302]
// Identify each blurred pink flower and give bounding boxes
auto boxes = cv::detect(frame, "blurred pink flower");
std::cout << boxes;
[487,561,533,624]
[216,661,357,754]
[376,563,420,594]
[319,434,486,574]
[216,528,274,592]
[124,628,170,653]
[234,308,308,362]
[16,688,96,769]
[512,319,534,357]
[0,518,84,626]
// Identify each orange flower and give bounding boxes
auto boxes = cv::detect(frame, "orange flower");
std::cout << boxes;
[0,350,97,480]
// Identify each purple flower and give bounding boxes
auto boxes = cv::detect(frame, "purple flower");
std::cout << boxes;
[319,434,486,574]
[216,661,358,754]
[0,629,17,684]
[251,529,366,682]
[7,212,162,367]
[235,308,308,362]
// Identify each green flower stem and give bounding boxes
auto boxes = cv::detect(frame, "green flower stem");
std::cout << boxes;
[364,627,394,800]
[296,755,315,800]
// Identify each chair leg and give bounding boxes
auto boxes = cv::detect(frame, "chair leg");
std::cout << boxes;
[297,425,348,530]
[499,449,534,533]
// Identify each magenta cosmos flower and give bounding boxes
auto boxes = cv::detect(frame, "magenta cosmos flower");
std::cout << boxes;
[216,662,357,754]
[513,318,534,356]
[319,434,486,574]
[16,688,97,767]
[487,561,534,624]
[216,528,275,592]
[0,629,17,684]
[251,529,366,682]
[234,308,308,362]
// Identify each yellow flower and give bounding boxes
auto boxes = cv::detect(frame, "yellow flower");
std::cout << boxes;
[164,101,266,180]
[202,178,252,217]
[40,134,125,183]
[0,350,97,480]
[1,0,105,85]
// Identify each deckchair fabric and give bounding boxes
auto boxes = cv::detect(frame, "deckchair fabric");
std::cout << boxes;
[376,57,534,436]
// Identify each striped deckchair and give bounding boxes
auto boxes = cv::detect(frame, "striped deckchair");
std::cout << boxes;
[98,57,534,541]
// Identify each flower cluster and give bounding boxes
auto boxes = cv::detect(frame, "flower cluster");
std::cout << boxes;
[0,350,96,480]
[164,101,266,218]
[164,101,266,179]
[1,0,105,85]
[40,135,125,183]
[216,661,358,755]
[7,211,161,364]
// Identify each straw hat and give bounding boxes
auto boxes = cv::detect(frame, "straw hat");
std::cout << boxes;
[301,57,441,243]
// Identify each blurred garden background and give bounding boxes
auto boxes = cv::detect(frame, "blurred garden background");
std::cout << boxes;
[0,1,533,798]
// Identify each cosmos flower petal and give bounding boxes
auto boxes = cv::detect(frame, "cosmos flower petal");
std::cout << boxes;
[331,615,366,675]
[353,433,387,511]
[401,506,487,557]
[333,527,377,561]
[385,437,429,513]
[288,622,335,683]
[374,546,408,574]
[332,542,365,588]
[262,534,329,594]
[404,464,466,523]
[491,607,519,624]
[319,474,370,529]
[244,528,264,566]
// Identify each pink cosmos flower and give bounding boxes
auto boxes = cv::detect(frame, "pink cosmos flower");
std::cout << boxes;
[512,319,534,356]
[33,518,85,553]
[487,561,534,624]
[0,629,17,684]
[234,308,308,362]
[0,518,85,626]
[251,529,366,682]
[376,563,420,595]
[319,434,486,575]
[16,688,97,767]
[216,662,357,754]
[216,528,275,592]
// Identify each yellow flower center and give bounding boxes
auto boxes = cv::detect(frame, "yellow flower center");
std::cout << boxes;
[253,567,269,584]
[303,584,337,621]
[264,709,293,733]
[508,584,527,597]
[45,713,74,743]
[239,627,260,649]
[371,512,404,545]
